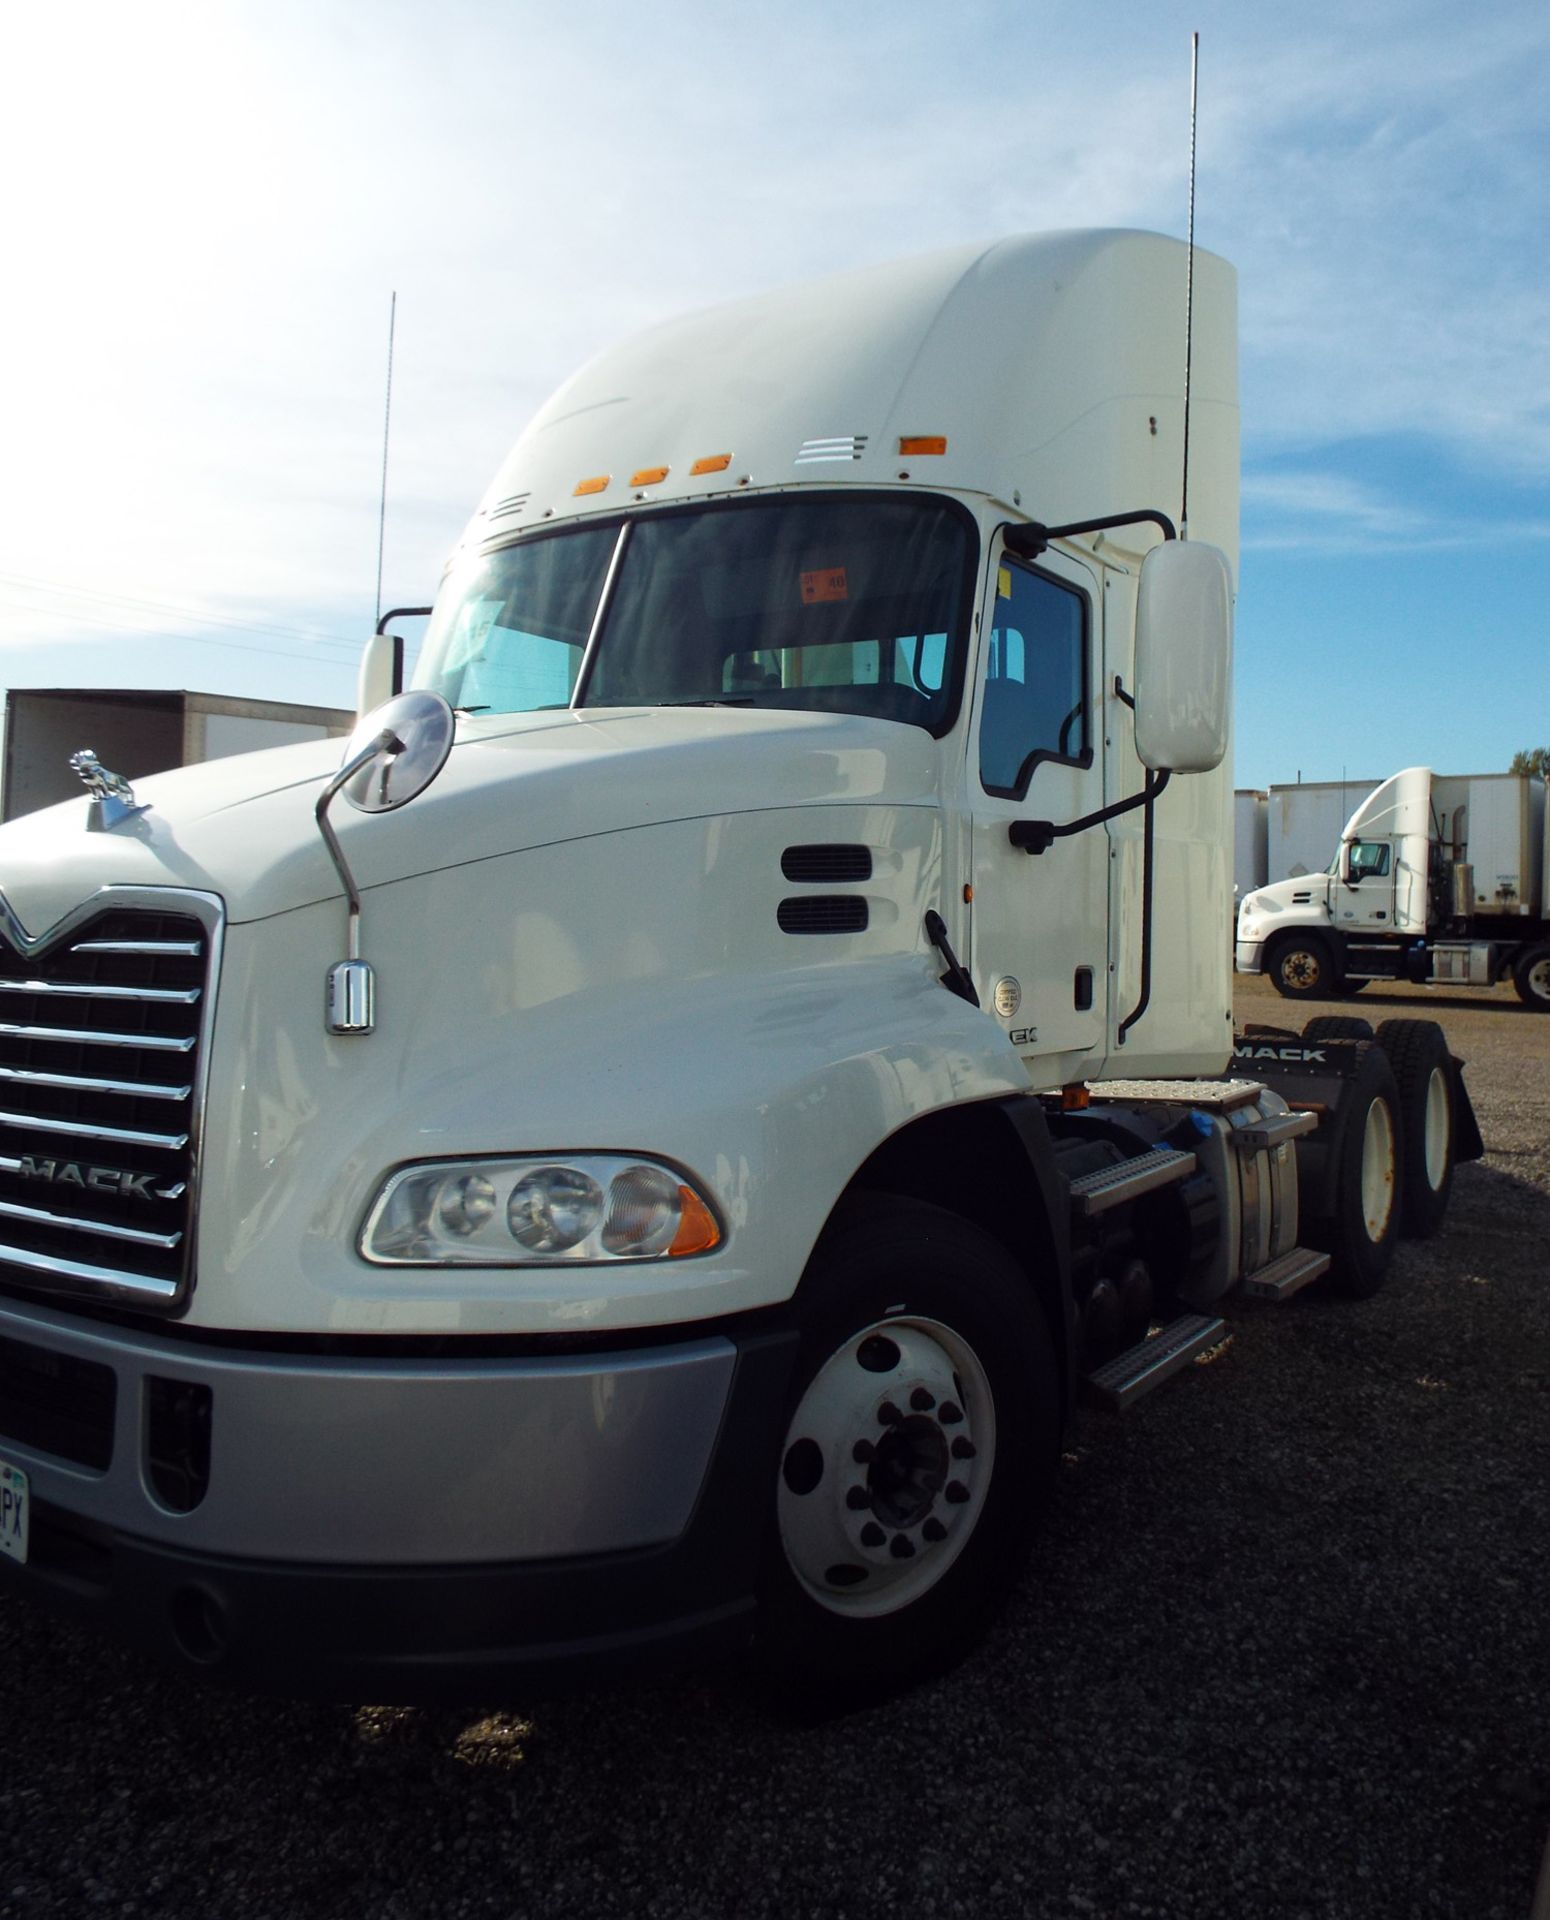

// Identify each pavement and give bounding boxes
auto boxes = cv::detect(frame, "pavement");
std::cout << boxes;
[1,973,1547,1919]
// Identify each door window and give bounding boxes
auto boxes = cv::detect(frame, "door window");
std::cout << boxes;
[1345,841,1392,880]
[979,560,1089,796]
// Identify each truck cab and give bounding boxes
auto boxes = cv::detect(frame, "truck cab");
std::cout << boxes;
[5,231,1433,1701]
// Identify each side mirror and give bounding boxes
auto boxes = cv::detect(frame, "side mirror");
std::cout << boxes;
[357,632,404,718]
[1132,541,1233,773]
[316,691,455,1036]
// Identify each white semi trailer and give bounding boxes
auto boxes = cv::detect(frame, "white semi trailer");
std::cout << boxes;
[1238,767,1550,1009]
[0,234,1478,1700]
[1267,778,1381,883]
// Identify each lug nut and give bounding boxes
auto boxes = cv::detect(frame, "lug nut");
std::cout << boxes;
[939,1401,964,1426]
[877,1401,902,1426]
[951,1437,977,1460]
[909,1387,935,1411]
[846,1486,872,1511]
[945,1480,970,1505]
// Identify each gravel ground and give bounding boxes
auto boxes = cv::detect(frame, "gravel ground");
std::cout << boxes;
[2,974,1548,1920]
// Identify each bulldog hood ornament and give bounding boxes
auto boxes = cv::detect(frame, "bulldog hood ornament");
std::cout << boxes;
[70,750,147,831]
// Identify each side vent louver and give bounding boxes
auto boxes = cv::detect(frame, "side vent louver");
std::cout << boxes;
[778,897,869,936]
[781,845,873,884]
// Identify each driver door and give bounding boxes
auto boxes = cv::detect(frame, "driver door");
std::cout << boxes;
[1335,838,1399,933]
[967,545,1109,1085]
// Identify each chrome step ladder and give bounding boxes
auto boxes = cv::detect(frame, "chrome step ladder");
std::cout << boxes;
[1083,1313,1227,1413]
[1241,1246,1330,1301]
[1067,1146,1197,1217]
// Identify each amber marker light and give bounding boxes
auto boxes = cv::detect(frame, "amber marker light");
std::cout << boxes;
[1060,1084,1091,1111]
[689,453,733,475]
[573,475,610,496]
[630,466,670,486]
[898,436,947,456]
[670,1186,721,1256]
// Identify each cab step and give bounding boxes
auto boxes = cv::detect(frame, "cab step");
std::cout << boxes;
[1083,1312,1226,1413]
[1232,1109,1319,1153]
[1241,1246,1330,1301]
[1068,1146,1197,1217]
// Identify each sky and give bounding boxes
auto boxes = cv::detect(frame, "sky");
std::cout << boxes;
[1,0,1546,790]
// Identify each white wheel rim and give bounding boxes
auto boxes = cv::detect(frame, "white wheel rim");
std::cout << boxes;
[1422,1065,1451,1190]
[777,1317,995,1619]
[1360,1098,1397,1241]
[1285,949,1322,989]
[1529,959,1550,1002]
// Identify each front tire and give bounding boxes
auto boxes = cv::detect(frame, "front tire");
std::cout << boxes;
[1513,944,1550,1010]
[759,1196,1058,1699]
[1267,933,1338,1000]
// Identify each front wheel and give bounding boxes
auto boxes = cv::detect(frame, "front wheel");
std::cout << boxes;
[1267,933,1338,1000]
[1513,944,1550,1010]
[759,1196,1058,1699]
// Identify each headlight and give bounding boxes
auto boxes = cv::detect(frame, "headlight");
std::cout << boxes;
[360,1154,722,1266]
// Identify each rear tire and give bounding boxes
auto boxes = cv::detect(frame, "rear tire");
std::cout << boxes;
[1513,944,1550,1010]
[1306,1043,1403,1297]
[1302,1015,1375,1044]
[1373,1019,1456,1237]
[759,1196,1058,1701]
[1267,934,1337,1000]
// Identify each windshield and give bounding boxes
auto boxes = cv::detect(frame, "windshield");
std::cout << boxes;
[414,495,974,732]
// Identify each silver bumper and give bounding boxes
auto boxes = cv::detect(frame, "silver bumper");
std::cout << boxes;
[0,1295,735,1565]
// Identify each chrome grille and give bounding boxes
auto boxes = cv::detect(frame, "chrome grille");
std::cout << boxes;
[0,901,217,1310]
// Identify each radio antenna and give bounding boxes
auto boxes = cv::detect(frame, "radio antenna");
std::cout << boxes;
[374,290,397,628]
[1180,31,1199,541]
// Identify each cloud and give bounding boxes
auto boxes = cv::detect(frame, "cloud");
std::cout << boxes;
[0,0,1546,699]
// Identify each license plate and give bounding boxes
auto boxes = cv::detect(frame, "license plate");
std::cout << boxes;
[0,1459,28,1565]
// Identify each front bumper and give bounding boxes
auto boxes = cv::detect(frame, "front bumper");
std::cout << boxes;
[1234,937,1265,974]
[0,1295,797,1699]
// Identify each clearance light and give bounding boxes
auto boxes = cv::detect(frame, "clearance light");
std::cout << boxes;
[361,1154,723,1266]
[573,475,611,496]
[630,466,670,486]
[689,453,733,475]
[898,436,948,456]
[1060,1085,1092,1111]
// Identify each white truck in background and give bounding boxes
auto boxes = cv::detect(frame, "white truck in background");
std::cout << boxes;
[1237,767,1550,1009]
[0,233,1480,1702]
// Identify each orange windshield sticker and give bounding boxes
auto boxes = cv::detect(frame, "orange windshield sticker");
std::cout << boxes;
[801,567,848,605]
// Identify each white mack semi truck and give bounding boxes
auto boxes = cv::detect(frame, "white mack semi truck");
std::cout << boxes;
[0,233,1479,1700]
[1238,767,1550,1009]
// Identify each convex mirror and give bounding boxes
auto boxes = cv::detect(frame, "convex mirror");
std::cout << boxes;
[339,690,455,813]
[1132,541,1233,773]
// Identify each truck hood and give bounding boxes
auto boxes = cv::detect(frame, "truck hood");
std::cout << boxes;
[1238,870,1331,935]
[0,706,941,932]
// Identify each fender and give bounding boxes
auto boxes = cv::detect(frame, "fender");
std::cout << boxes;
[197,896,1038,1337]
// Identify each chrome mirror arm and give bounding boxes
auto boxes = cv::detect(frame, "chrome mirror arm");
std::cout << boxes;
[315,729,399,1035]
